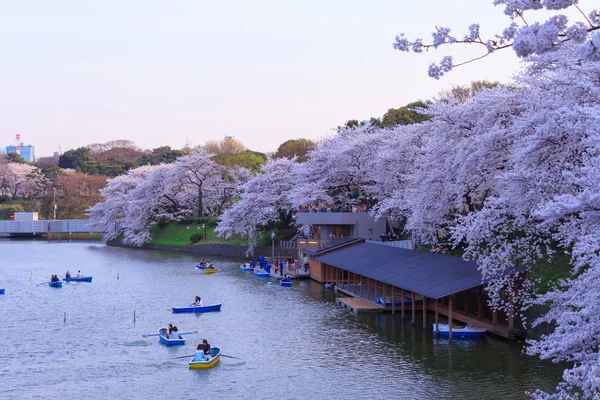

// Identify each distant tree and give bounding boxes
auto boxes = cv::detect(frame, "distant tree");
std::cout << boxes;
[58,147,94,169]
[35,156,59,168]
[344,120,362,129]
[274,139,315,163]
[438,80,501,103]
[51,173,106,219]
[380,101,431,127]
[202,137,247,156]
[5,152,27,164]
[95,147,143,165]
[138,146,188,165]
[41,166,66,181]
[218,150,266,172]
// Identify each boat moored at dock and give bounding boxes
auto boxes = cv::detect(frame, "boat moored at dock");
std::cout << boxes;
[433,323,487,337]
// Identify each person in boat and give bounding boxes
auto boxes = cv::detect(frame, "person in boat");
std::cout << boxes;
[76,270,82,278]
[166,324,174,338]
[282,274,292,283]
[202,339,211,358]
[193,296,203,307]
[206,264,215,269]
[51,274,60,282]
[194,343,207,361]
[249,261,256,268]
[170,326,180,340]
[65,271,71,278]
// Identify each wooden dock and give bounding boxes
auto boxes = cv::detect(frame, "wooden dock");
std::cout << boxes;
[335,297,384,314]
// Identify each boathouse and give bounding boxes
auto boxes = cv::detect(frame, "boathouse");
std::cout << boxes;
[304,238,520,339]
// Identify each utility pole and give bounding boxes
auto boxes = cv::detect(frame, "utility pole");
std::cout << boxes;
[203,224,206,241]
[271,231,275,264]
[53,187,57,220]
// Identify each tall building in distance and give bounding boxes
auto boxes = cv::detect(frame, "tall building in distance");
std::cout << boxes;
[6,143,35,162]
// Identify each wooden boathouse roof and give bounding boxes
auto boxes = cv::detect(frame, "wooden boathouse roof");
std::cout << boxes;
[313,242,482,299]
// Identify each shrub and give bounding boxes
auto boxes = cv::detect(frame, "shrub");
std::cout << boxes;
[189,233,203,243]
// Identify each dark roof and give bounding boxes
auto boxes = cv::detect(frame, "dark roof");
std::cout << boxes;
[314,242,482,299]
[303,237,364,256]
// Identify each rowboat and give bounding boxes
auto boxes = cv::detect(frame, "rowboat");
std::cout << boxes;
[240,264,254,271]
[158,328,185,345]
[172,304,222,313]
[49,281,63,288]
[63,276,93,282]
[280,279,292,287]
[433,323,487,337]
[204,269,218,274]
[324,283,334,289]
[253,270,269,277]
[0,289,5,294]
[376,296,423,307]
[189,347,221,369]
[195,264,213,270]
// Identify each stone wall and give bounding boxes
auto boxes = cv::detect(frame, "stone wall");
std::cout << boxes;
[106,240,296,260]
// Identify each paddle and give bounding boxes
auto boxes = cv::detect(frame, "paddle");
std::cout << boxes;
[142,330,198,338]
[173,354,194,359]
[172,353,239,360]
[221,354,240,359]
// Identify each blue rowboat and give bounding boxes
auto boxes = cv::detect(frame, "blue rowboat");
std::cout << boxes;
[195,264,208,270]
[63,276,93,282]
[158,328,185,345]
[253,270,269,277]
[189,347,221,369]
[49,281,63,288]
[280,280,292,287]
[376,296,422,307]
[172,304,222,313]
[240,264,254,271]
[0,289,5,294]
[433,323,487,337]
[324,283,334,289]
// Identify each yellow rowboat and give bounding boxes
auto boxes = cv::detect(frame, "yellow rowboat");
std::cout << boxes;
[204,269,218,274]
[189,347,221,369]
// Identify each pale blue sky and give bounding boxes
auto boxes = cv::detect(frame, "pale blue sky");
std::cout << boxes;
[0,1,594,156]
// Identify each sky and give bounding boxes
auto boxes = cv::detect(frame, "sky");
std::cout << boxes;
[0,1,595,157]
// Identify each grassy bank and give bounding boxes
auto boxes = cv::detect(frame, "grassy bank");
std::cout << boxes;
[147,222,276,247]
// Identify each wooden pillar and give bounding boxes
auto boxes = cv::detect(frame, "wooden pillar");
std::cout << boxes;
[422,296,427,328]
[353,273,356,295]
[449,296,453,339]
[477,288,483,321]
[360,275,363,298]
[401,289,405,319]
[464,290,468,314]
[335,267,339,288]
[411,292,416,324]
[492,310,497,325]
[435,299,439,335]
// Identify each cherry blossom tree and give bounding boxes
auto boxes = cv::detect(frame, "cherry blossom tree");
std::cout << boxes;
[215,157,299,255]
[393,2,600,78]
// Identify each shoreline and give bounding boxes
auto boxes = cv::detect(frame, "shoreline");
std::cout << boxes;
[106,240,297,260]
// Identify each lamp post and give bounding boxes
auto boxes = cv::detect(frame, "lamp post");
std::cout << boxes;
[53,187,57,220]
[271,231,275,265]
[203,224,206,241]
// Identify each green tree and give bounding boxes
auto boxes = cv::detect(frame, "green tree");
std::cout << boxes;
[5,152,27,164]
[438,80,501,104]
[58,147,94,169]
[380,101,431,127]
[274,139,315,162]
[217,150,266,172]
[139,146,188,165]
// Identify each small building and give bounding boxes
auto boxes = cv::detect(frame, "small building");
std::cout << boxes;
[6,144,35,162]
[304,238,521,339]
[294,211,386,249]
[13,212,39,221]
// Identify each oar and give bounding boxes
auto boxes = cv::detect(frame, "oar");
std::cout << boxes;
[173,354,194,359]
[221,354,240,359]
[142,333,161,338]
[178,330,198,335]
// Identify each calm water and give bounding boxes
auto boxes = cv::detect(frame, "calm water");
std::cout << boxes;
[0,241,564,400]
